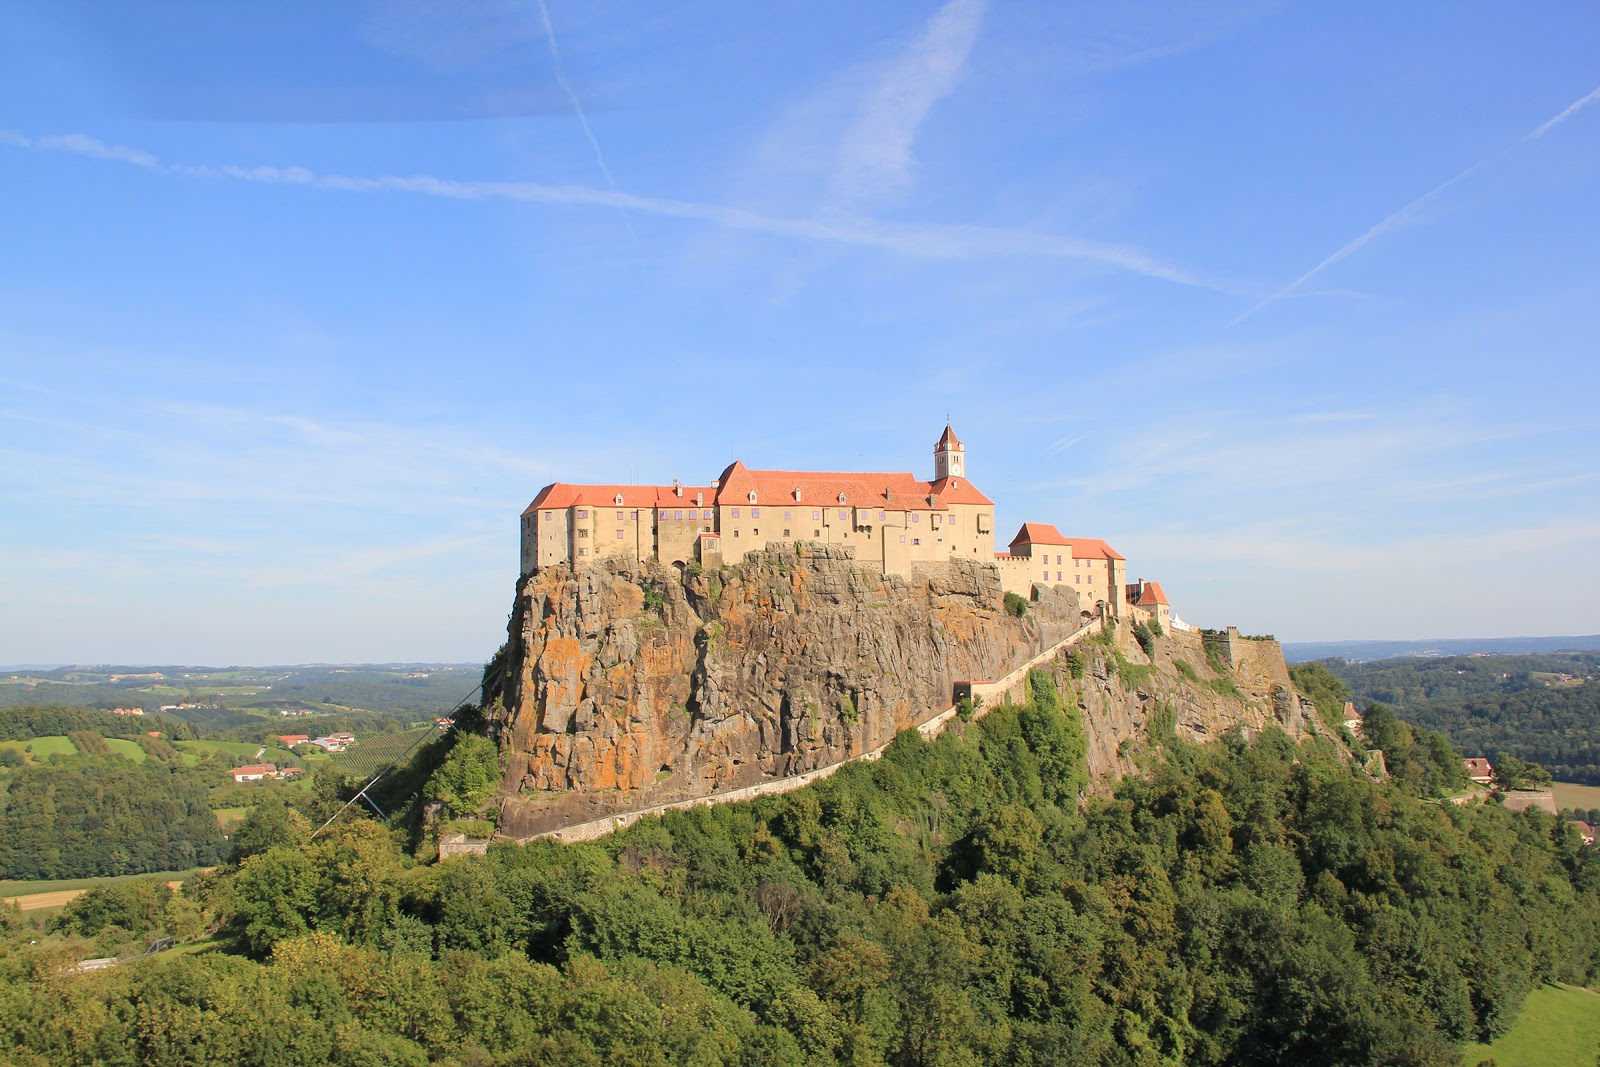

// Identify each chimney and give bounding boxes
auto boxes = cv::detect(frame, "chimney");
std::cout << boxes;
[673,479,683,497]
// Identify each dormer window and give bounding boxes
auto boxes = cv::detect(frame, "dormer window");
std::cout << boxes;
[793,488,802,502]
[696,492,704,506]
[837,491,847,504]
[614,493,624,506]
[748,490,758,504]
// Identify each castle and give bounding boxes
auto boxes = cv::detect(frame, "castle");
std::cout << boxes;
[520,425,1172,625]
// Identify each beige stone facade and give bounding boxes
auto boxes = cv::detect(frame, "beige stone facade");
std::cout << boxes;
[520,426,1161,623]
[995,523,1127,618]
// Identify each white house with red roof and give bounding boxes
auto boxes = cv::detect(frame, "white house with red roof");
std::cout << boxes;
[520,426,1156,620]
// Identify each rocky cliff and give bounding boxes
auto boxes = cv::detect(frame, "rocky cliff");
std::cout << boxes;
[485,545,1088,838]
[483,546,1330,839]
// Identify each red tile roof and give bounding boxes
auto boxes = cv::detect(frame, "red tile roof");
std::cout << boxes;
[936,425,963,450]
[1007,525,1125,560]
[524,483,718,514]
[1009,522,1069,546]
[1134,580,1168,606]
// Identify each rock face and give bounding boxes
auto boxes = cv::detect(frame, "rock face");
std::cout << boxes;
[484,545,1332,839]
[486,545,1087,838]
[1046,626,1327,788]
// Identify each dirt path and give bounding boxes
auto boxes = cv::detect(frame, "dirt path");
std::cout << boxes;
[4,881,186,912]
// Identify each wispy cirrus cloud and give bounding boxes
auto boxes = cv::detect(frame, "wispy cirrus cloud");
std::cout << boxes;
[2,128,1229,290]
[36,133,159,167]
[1236,81,1600,322]
[829,0,987,207]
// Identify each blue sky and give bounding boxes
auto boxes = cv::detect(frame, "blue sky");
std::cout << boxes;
[2,0,1597,664]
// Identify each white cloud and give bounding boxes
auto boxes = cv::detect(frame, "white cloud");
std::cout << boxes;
[36,133,158,167]
[829,0,987,206]
[2,128,1223,288]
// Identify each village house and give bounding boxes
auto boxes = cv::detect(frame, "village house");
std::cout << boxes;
[311,733,355,752]
[1343,701,1363,736]
[232,763,277,783]
[274,734,310,747]
[1464,757,1495,786]
[520,426,1156,622]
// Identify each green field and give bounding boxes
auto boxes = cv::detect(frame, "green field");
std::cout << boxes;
[175,740,299,766]
[1553,781,1600,811]
[103,738,148,762]
[212,807,249,828]
[0,867,207,898]
[19,735,78,759]
[1467,983,1600,1066]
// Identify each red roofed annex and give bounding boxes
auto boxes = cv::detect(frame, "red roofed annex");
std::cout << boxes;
[520,425,1170,621]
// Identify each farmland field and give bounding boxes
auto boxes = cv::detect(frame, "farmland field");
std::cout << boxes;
[103,738,147,762]
[0,867,206,900]
[1466,983,1600,1067]
[1553,781,1600,811]
[4,735,78,760]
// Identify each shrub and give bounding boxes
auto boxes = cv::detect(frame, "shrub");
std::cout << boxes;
[1003,592,1028,618]
[1132,620,1156,657]
[1174,659,1198,682]
[1067,649,1088,679]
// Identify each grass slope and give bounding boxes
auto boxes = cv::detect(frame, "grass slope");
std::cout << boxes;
[1466,983,1600,1067]
[1554,781,1600,811]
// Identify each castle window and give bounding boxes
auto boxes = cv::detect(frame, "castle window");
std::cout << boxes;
[577,529,589,538]
[1043,571,1049,580]
[913,537,921,545]
[911,514,920,523]
[784,511,792,519]
[675,510,683,520]
[617,531,625,539]
[838,509,848,519]
[815,530,821,537]
[544,511,552,520]
[732,508,741,518]
[900,535,907,543]
[878,511,885,521]
[753,528,760,536]
[616,510,624,520]
[577,510,588,519]
[783,528,790,537]
[748,490,758,503]
[812,511,821,520]
[577,547,587,556]
[1057,572,1062,580]
[751,508,760,517]
[660,511,669,520]
[1076,576,1081,583]
[734,530,740,537]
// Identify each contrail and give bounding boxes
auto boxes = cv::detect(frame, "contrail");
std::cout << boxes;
[1235,82,1600,324]
[535,0,619,192]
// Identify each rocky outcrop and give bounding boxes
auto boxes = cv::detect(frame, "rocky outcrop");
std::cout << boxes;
[484,546,1332,840]
[485,545,1087,838]
[1045,627,1327,788]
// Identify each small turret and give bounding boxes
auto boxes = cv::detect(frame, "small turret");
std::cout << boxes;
[933,424,965,481]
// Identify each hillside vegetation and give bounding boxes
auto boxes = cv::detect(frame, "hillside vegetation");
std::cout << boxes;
[1326,653,1600,784]
[3,672,1598,1066]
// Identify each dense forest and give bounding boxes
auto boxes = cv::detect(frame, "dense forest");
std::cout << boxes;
[0,758,225,879]
[3,671,1597,1066]
[1327,653,1600,784]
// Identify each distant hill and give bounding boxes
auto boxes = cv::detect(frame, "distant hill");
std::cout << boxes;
[1283,635,1600,663]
